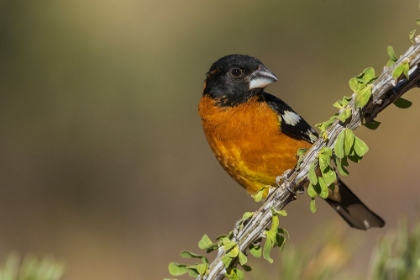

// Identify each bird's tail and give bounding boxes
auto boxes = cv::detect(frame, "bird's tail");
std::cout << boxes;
[325,179,385,230]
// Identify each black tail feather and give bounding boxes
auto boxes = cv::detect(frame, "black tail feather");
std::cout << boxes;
[325,179,385,230]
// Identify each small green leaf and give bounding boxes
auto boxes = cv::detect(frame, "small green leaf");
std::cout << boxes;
[362,67,376,83]
[403,61,410,79]
[310,198,317,213]
[249,244,261,258]
[348,154,363,163]
[387,59,396,68]
[410,30,417,42]
[238,251,248,266]
[365,120,381,130]
[187,268,199,277]
[355,85,372,108]
[198,235,214,250]
[242,212,254,220]
[275,234,286,250]
[338,107,352,122]
[354,137,369,157]
[392,63,405,79]
[252,191,263,202]
[263,234,274,263]
[223,241,237,252]
[335,157,349,177]
[322,167,337,186]
[278,227,290,239]
[393,97,412,109]
[349,77,358,92]
[417,19,420,26]
[226,245,239,258]
[277,209,287,217]
[344,129,355,156]
[235,268,245,280]
[307,183,318,198]
[387,46,398,62]
[308,162,318,185]
[180,251,204,259]
[222,255,233,268]
[168,262,189,276]
[334,130,345,159]
[196,263,208,275]
[318,177,329,199]
[318,154,330,172]
[242,265,252,271]
[270,215,279,232]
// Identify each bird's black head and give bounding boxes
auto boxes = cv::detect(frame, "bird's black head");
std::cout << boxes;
[203,54,278,106]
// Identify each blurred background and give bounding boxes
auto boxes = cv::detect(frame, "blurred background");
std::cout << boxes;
[1,0,420,279]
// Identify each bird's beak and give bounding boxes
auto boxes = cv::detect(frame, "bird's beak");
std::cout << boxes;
[249,65,278,90]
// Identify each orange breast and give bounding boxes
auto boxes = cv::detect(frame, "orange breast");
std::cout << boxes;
[198,95,311,195]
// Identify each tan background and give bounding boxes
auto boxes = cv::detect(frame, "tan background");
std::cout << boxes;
[1,1,420,279]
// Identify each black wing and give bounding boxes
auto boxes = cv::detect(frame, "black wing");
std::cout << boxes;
[262,92,318,144]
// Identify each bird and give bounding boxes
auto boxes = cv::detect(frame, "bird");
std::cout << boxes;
[198,54,384,230]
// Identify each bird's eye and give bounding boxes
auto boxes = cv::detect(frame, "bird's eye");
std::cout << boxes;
[230,68,242,77]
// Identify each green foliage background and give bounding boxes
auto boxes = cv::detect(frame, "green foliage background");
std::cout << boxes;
[1,1,420,279]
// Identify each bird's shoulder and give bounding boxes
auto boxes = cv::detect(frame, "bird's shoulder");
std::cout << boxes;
[261,92,318,143]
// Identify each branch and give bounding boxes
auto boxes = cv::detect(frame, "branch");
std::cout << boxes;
[200,37,420,280]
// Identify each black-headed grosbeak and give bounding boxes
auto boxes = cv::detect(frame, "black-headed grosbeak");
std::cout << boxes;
[198,54,384,230]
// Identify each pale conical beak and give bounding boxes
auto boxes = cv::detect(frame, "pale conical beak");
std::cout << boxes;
[249,66,278,90]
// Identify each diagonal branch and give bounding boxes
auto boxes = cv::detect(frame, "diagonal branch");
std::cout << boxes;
[200,37,420,280]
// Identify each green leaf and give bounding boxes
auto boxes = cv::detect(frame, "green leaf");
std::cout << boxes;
[249,244,261,258]
[387,59,396,68]
[335,157,349,177]
[222,255,232,268]
[417,19,420,25]
[275,234,286,250]
[226,245,239,258]
[354,137,369,157]
[238,251,248,266]
[242,212,254,220]
[348,153,363,163]
[393,97,412,109]
[278,227,290,239]
[410,30,416,42]
[349,77,358,92]
[270,215,279,232]
[387,46,398,62]
[310,198,317,213]
[235,268,245,280]
[223,241,237,252]
[198,235,214,250]
[362,67,376,83]
[365,120,381,130]
[180,251,204,259]
[355,85,372,108]
[276,209,287,217]
[308,162,318,185]
[187,268,199,277]
[318,156,329,173]
[338,107,352,122]
[392,63,405,79]
[263,233,274,263]
[334,130,345,159]
[318,177,329,199]
[242,265,252,272]
[251,187,265,202]
[344,129,355,156]
[168,262,189,276]
[196,263,208,275]
[307,183,318,198]
[322,167,337,187]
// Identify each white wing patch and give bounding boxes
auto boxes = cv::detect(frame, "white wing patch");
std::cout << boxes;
[281,110,301,126]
